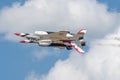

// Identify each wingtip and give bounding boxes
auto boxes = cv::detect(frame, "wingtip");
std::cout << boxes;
[77,29,87,34]
[14,32,21,36]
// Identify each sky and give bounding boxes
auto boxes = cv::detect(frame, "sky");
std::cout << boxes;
[0,0,120,80]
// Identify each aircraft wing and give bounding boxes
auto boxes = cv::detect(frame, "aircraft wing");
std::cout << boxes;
[48,31,69,40]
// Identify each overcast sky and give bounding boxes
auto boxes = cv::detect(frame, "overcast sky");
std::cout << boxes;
[0,0,120,80]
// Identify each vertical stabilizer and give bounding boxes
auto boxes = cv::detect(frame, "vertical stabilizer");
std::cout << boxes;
[77,29,87,34]
[74,29,87,40]
[70,43,85,54]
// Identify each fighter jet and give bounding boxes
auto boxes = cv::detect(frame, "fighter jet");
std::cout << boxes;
[14,29,87,54]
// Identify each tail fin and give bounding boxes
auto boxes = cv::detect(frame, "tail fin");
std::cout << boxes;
[77,29,87,34]
[70,29,86,54]
[74,29,87,40]
[70,43,85,54]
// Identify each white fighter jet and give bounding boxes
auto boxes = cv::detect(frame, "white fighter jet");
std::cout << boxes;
[14,29,87,54]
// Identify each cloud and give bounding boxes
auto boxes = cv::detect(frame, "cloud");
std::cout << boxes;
[32,49,59,61]
[25,71,43,80]
[25,26,120,80]
[33,50,52,60]
[1,0,120,80]
[0,0,120,40]
[15,0,120,80]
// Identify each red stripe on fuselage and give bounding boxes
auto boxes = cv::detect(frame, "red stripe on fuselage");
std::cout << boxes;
[60,40,71,43]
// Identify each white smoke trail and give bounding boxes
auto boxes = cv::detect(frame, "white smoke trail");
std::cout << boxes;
[0,0,119,41]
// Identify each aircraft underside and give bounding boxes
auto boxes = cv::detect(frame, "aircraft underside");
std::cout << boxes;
[40,43,72,50]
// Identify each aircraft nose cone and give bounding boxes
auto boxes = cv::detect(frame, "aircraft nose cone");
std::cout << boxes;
[14,32,21,36]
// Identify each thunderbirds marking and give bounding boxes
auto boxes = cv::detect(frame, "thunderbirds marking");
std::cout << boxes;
[14,29,87,54]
